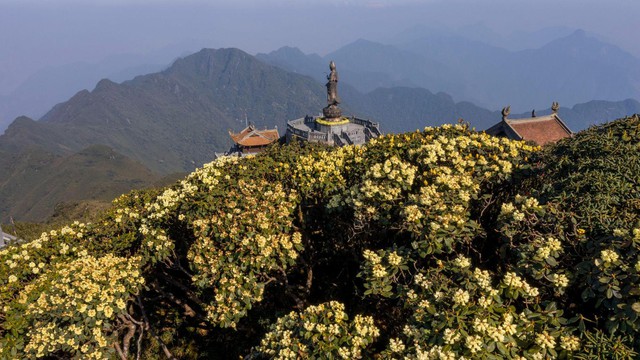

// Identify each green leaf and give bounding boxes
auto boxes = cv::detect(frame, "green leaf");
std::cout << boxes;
[545,256,557,266]
[496,341,508,355]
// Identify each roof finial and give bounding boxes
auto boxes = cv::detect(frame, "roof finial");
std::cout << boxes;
[502,106,510,121]
[552,101,559,114]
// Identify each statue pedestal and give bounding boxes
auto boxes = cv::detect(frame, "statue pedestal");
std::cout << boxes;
[322,104,342,120]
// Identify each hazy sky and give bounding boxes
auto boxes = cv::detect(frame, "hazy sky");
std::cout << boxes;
[1,0,639,96]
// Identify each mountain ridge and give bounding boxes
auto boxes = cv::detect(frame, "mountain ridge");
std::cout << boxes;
[1,48,327,174]
[258,30,640,112]
[2,46,640,223]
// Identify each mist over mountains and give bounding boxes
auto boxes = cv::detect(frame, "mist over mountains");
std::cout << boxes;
[0,43,200,132]
[258,28,640,112]
[1,49,325,174]
[4,25,640,135]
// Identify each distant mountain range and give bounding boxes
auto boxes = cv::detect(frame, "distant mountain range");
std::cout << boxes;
[0,61,167,132]
[1,46,640,222]
[0,48,326,175]
[0,48,327,221]
[387,24,578,52]
[258,29,640,112]
[0,42,202,133]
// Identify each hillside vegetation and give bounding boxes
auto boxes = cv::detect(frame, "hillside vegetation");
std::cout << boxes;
[0,145,164,222]
[1,116,639,359]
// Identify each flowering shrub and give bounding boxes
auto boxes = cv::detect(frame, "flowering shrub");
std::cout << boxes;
[341,127,538,257]
[2,118,640,358]
[253,301,379,359]
[1,254,144,359]
[294,144,364,199]
[187,180,302,328]
[497,196,571,296]
[359,248,409,297]
[384,257,580,359]
[494,115,640,353]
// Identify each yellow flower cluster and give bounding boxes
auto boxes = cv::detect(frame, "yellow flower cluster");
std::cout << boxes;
[113,206,140,224]
[0,221,90,305]
[142,156,235,223]
[361,248,408,296]
[348,155,418,221]
[388,251,403,266]
[187,180,302,328]
[549,273,570,289]
[138,225,174,263]
[401,128,536,255]
[442,328,461,345]
[452,288,470,305]
[535,330,556,349]
[256,301,379,359]
[294,145,364,198]
[599,249,620,265]
[3,254,143,359]
[503,272,539,297]
[389,338,405,352]
[453,255,471,269]
[473,268,493,291]
[560,334,581,351]
[500,195,543,223]
[392,251,582,359]
[535,237,562,260]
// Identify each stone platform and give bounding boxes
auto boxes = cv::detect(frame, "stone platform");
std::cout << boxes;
[286,115,381,146]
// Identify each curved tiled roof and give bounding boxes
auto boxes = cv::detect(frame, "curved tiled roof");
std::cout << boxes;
[486,113,572,145]
[229,125,279,147]
[506,115,572,145]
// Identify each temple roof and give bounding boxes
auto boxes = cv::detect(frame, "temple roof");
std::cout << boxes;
[486,113,572,145]
[229,125,280,147]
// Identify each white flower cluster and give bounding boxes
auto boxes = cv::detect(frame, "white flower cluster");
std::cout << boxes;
[503,272,539,297]
[500,196,543,223]
[535,237,563,260]
[453,255,471,269]
[599,249,620,264]
[257,301,379,359]
[549,273,569,289]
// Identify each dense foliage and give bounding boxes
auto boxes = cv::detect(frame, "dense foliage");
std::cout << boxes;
[1,117,639,359]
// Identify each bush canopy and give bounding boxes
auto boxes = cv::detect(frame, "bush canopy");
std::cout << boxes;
[1,116,640,359]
